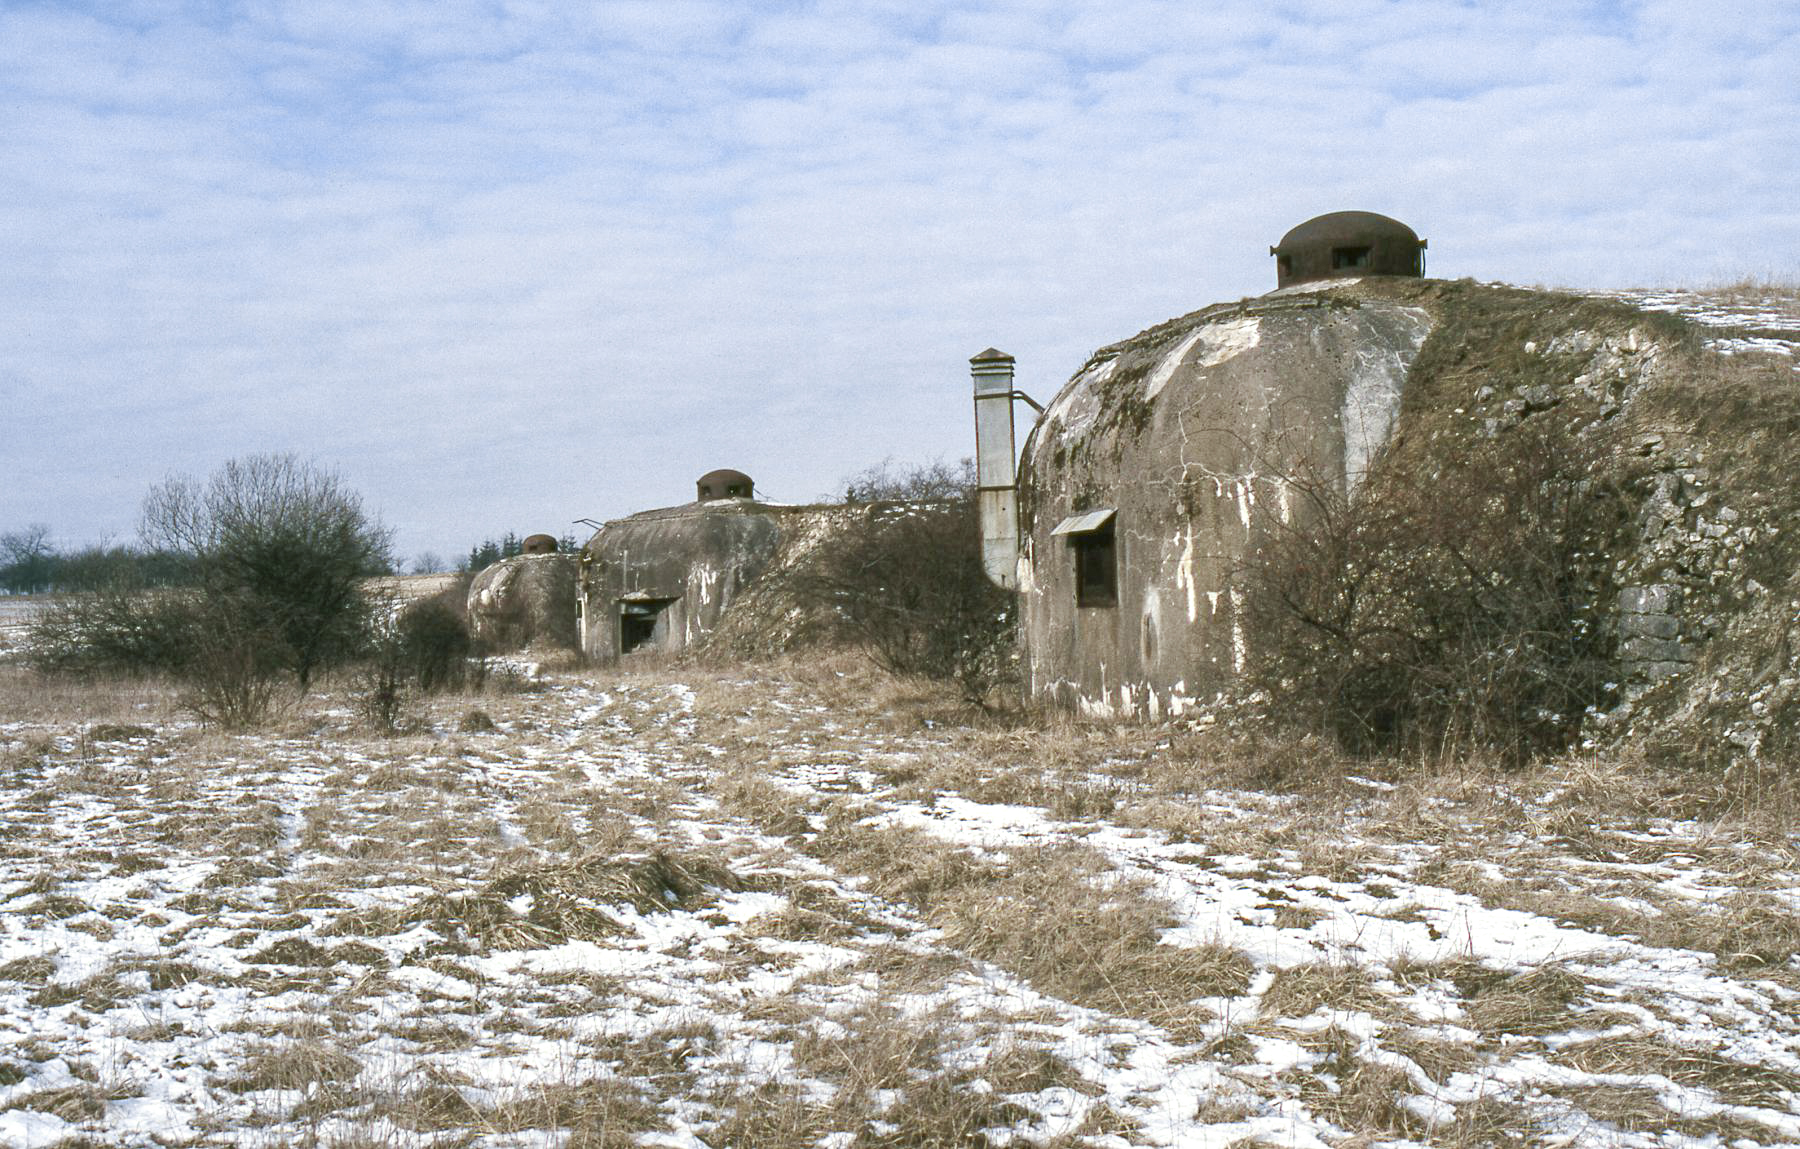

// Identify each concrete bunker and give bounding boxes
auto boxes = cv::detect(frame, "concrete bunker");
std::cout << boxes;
[579,471,782,663]
[971,245,1441,718]
[467,545,580,652]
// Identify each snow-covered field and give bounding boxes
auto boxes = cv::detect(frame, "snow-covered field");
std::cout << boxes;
[3,660,1799,1148]
[0,601,47,658]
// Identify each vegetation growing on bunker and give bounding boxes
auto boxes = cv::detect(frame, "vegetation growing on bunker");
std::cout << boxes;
[793,461,1016,704]
[1233,277,1800,765]
[1244,417,1630,761]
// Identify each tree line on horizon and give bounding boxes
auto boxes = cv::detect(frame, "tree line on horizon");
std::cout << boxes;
[0,525,600,594]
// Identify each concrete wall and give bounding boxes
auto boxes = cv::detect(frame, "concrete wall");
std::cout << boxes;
[467,553,579,652]
[1015,280,1434,718]
[579,502,782,663]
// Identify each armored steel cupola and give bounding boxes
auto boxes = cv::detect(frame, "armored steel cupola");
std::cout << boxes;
[1271,211,1426,288]
[520,533,558,554]
[696,469,754,501]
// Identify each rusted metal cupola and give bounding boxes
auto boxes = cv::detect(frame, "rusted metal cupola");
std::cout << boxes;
[520,533,558,554]
[696,469,754,501]
[1271,211,1426,288]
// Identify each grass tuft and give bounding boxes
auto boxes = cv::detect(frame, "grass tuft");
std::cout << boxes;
[1555,1033,1800,1108]
[225,1040,362,1094]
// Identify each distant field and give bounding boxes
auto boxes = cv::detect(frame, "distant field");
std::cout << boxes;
[0,596,49,653]
[0,576,464,658]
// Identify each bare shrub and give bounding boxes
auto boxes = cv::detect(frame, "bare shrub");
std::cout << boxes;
[1244,419,1629,761]
[795,460,1015,704]
[356,598,476,732]
[26,588,199,678]
[30,455,391,728]
[28,588,288,727]
[141,453,392,692]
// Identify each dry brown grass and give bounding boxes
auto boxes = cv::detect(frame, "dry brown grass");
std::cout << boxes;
[1430,852,1800,970]
[1283,1026,1434,1139]
[225,1040,362,1094]
[1555,1032,1800,1108]
[0,664,179,726]
[1641,890,1800,970]
[763,798,1256,1026]
[1695,276,1800,308]
[1258,961,1386,1020]
[484,1078,663,1148]
[2,1081,141,1122]
[338,847,743,951]
[1460,963,1592,1038]
[707,1004,1084,1149]
[1391,956,1594,1040]
[0,956,55,984]
[1382,1026,1484,1085]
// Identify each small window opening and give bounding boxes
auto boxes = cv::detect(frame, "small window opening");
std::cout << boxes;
[1277,254,1293,279]
[1331,246,1371,270]
[1073,525,1117,608]
[619,597,678,653]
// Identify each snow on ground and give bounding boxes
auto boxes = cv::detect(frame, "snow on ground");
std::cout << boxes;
[0,601,46,659]
[3,664,1799,1148]
[1589,286,1800,367]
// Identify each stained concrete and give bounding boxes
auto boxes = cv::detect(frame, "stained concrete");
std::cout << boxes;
[579,501,782,663]
[1015,278,1434,718]
[468,553,580,652]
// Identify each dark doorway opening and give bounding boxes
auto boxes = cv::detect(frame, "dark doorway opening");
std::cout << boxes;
[620,598,678,654]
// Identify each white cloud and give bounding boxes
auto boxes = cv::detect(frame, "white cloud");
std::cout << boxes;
[1,0,1795,556]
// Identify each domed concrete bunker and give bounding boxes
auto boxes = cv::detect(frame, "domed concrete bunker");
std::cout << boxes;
[970,263,1444,717]
[580,471,779,662]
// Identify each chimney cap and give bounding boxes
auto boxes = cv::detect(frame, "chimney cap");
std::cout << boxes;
[970,347,1014,364]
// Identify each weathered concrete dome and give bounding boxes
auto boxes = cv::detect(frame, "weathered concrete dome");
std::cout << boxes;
[467,552,580,652]
[1271,211,1425,288]
[520,533,558,554]
[1014,277,1438,717]
[580,501,780,662]
[696,469,754,501]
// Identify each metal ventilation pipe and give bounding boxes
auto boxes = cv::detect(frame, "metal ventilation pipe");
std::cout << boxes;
[971,348,1024,590]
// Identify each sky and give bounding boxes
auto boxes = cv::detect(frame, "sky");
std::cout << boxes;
[3,1,1797,566]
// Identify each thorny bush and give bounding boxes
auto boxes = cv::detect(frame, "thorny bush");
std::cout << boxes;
[798,460,1016,704]
[1243,419,1630,761]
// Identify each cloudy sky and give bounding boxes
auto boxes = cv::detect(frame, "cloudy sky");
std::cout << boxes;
[3,1,1796,564]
